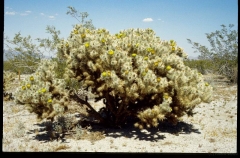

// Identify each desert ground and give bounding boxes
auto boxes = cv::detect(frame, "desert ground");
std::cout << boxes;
[2,74,237,153]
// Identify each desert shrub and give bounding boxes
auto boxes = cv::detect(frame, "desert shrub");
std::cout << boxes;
[3,60,17,73]
[4,33,44,74]
[44,114,77,141]
[183,59,214,74]
[3,71,17,101]
[217,59,238,83]
[58,25,213,129]
[187,24,238,83]
[66,6,95,30]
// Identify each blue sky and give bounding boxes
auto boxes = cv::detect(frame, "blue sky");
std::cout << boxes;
[4,0,238,59]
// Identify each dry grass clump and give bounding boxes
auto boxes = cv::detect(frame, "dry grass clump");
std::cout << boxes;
[79,130,105,143]
[161,141,174,145]
[213,87,237,101]
[54,144,70,151]
[203,74,237,101]
[205,127,237,141]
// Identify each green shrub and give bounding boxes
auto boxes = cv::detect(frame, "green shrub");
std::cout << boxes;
[4,33,43,74]
[183,59,215,74]
[187,24,238,83]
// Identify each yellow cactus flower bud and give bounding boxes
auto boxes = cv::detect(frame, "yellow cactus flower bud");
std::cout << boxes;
[172,46,175,51]
[146,47,151,52]
[142,72,147,76]
[41,88,46,93]
[74,29,78,34]
[108,50,114,55]
[135,43,139,47]
[132,53,137,57]
[65,42,69,47]
[151,49,155,54]
[144,56,148,60]
[170,40,176,46]
[30,76,34,81]
[102,72,107,77]
[81,33,86,38]
[124,70,129,75]
[119,33,123,37]
[154,62,159,67]
[26,84,31,88]
[22,86,26,90]
[166,65,172,71]
[115,33,122,38]
[157,77,161,82]
[101,38,106,43]
[205,82,209,86]
[146,47,155,54]
[47,99,52,103]
[85,42,90,48]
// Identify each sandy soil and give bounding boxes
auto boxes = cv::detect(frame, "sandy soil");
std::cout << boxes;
[2,74,238,153]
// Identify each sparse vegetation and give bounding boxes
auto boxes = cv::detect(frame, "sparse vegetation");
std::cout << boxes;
[187,24,238,83]
[3,71,17,101]
[54,144,70,151]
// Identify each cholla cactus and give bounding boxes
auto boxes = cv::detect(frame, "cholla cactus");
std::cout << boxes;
[14,59,70,121]
[58,25,213,128]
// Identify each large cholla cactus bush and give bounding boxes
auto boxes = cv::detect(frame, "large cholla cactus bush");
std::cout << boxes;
[14,59,70,121]
[58,24,213,128]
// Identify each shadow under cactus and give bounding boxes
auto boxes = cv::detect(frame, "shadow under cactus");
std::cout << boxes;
[28,112,201,142]
[88,119,200,142]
